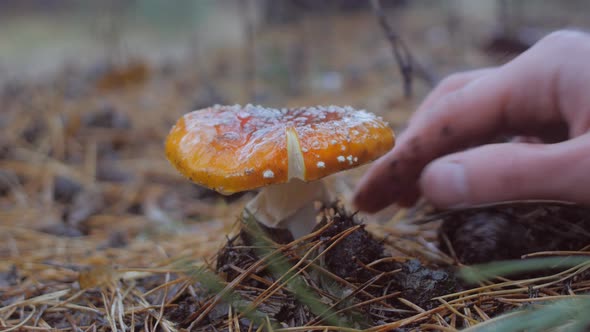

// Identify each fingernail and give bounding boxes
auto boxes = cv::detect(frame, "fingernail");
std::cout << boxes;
[422,161,469,208]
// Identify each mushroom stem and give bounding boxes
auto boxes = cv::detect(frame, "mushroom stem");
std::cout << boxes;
[244,179,330,238]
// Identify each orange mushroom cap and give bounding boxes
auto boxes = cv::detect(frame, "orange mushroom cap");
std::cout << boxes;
[165,104,395,194]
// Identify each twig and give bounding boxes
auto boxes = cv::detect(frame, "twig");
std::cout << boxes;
[240,0,257,101]
[370,0,437,97]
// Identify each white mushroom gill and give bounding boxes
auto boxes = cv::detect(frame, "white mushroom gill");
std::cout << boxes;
[244,127,330,239]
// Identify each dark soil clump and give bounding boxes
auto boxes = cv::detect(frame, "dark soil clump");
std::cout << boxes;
[215,232,260,283]
[439,202,590,265]
[313,206,389,282]
[312,205,460,311]
[210,203,463,328]
[216,215,295,282]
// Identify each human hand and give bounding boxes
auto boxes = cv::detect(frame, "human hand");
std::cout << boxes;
[354,30,590,212]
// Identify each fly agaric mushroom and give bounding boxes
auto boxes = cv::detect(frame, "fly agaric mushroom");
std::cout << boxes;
[165,104,394,238]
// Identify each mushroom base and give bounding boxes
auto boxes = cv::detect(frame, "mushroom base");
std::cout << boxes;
[244,179,330,238]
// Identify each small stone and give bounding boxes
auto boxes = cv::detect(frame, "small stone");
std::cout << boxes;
[54,176,83,203]
[83,104,131,129]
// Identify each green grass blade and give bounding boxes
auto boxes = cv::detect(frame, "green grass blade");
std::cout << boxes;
[459,257,590,283]
[463,297,590,332]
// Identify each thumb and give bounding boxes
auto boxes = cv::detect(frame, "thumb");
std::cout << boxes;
[419,136,590,208]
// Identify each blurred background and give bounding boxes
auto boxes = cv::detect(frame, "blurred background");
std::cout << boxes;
[3,1,589,94]
[1,0,590,268]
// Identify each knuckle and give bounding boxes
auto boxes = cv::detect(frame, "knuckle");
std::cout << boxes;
[540,29,590,49]
[442,73,466,85]
[437,72,471,90]
[438,88,466,110]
